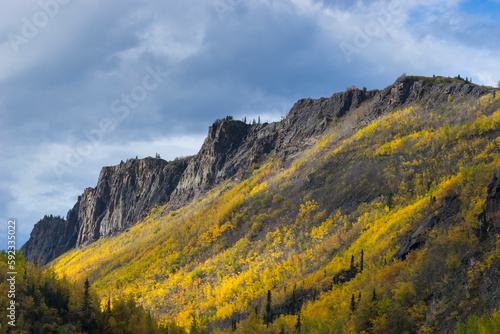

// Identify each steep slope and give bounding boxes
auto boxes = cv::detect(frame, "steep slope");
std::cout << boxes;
[171,75,490,208]
[23,76,491,266]
[49,77,500,333]
[21,215,76,266]
[72,157,189,247]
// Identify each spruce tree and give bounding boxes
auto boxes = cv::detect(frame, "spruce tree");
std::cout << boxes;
[386,192,394,211]
[350,294,356,312]
[190,315,199,334]
[371,288,378,302]
[295,313,301,333]
[80,278,97,333]
[264,289,273,326]
[360,249,364,273]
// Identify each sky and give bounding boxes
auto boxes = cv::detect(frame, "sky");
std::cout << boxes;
[0,0,499,248]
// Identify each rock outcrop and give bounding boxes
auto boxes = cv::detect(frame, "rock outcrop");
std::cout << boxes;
[171,77,493,207]
[73,157,189,247]
[478,174,500,240]
[21,215,78,265]
[22,157,188,263]
[22,76,496,264]
[395,196,461,260]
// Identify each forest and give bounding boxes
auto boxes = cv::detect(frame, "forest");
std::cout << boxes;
[0,251,188,333]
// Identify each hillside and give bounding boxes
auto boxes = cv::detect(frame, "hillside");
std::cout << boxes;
[22,75,493,264]
[25,76,500,333]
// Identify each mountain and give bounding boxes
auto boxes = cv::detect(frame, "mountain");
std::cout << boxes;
[22,75,491,265]
[23,75,500,333]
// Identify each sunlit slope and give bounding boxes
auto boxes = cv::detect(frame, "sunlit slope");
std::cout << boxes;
[53,92,500,333]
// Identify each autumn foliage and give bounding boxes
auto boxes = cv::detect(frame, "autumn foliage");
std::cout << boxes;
[36,91,500,333]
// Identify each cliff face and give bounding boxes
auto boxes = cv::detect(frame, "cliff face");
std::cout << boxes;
[169,77,492,208]
[478,175,500,239]
[168,120,252,207]
[72,157,189,247]
[22,157,188,263]
[21,215,78,265]
[22,77,496,264]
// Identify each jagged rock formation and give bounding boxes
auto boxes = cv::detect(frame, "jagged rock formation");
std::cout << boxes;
[478,174,500,239]
[171,77,492,208]
[21,215,77,265]
[73,157,189,247]
[22,76,496,264]
[395,196,461,260]
[22,157,188,263]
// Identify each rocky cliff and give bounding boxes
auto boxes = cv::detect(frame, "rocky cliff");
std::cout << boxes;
[22,157,188,263]
[22,76,496,264]
[21,215,77,265]
[170,76,492,207]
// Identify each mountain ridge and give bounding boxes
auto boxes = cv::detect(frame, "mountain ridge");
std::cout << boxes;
[41,75,500,333]
[22,76,496,266]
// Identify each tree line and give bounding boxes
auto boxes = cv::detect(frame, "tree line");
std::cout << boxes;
[0,251,185,334]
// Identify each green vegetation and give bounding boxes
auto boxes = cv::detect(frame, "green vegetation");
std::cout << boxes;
[0,252,179,333]
[406,75,472,85]
[39,90,500,332]
[213,116,234,125]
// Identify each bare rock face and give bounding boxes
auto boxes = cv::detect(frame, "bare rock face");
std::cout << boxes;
[395,196,461,260]
[22,157,188,263]
[168,120,252,207]
[21,215,78,265]
[478,175,500,240]
[73,157,189,247]
[22,77,496,264]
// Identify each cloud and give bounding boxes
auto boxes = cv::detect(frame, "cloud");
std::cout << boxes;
[1,0,499,248]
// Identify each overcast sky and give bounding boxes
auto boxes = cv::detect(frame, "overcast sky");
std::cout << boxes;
[1,0,499,248]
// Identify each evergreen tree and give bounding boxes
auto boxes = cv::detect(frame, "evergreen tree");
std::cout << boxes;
[360,249,364,273]
[189,315,199,334]
[386,192,394,211]
[295,313,301,333]
[231,319,237,331]
[350,255,356,277]
[291,284,298,315]
[372,288,378,302]
[264,289,273,326]
[350,294,356,312]
[80,278,97,333]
